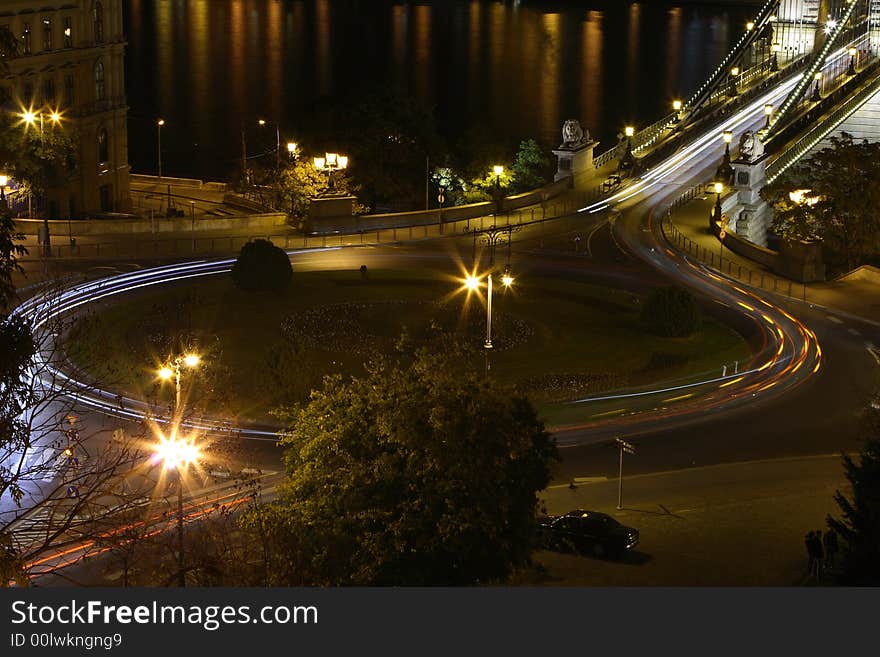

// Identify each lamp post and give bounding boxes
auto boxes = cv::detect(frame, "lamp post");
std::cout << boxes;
[465,266,514,352]
[158,353,201,419]
[258,118,282,169]
[313,153,350,193]
[0,174,7,203]
[672,99,682,123]
[492,165,504,216]
[465,225,517,375]
[847,47,857,75]
[287,142,299,160]
[619,126,635,172]
[153,433,200,588]
[716,131,734,184]
[157,119,164,179]
[811,71,822,102]
[713,181,724,223]
[763,104,774,129]
[728,67,740,96]
[770,43,780,72]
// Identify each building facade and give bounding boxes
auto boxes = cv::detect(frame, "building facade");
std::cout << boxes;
[0,0,129,217]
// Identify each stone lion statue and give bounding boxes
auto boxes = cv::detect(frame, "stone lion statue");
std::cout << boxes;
[738,130,764,161]
[561,119,588,148]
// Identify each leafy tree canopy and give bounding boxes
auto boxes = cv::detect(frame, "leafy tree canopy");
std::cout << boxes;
[761,132,880,272]
[231,239,293,293]
[245,346,558,585]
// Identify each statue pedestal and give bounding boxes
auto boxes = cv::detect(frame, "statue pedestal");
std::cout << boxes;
[553,139,599,183]
[730,153,772,247]
[306,194,356,234]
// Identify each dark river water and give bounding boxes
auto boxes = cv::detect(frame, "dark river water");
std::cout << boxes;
[123,0,755,181]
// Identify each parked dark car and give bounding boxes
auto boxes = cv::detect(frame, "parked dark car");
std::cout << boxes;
[538,510,639,558]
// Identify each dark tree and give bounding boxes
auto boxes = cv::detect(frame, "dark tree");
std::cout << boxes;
[0,198,27,311]
[510,139,551,193]
[231,239,292,293]
[243,347,558,585]
[827,437,880,585]
[640,286,701,337]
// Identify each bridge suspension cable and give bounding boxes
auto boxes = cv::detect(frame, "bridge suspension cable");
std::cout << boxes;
[681,0,782,123]
[764,0,867,139]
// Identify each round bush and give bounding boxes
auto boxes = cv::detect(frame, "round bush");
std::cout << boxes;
[640,286,701,337]
[231,239,292,293]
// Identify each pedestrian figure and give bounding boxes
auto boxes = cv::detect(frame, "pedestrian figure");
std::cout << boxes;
[805,531,817,575]
[810,530,825,579]
[823,529,838,570]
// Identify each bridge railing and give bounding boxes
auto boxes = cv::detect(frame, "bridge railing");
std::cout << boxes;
[767,57,880,182]
[593,54,809,172]
[21,182,620,261]
[659,184,809,302]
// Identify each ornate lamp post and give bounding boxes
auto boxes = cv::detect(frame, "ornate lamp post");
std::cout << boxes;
[158,353,201,419]
[619,126,635,172]
[313,153,349,193]
[847,47,857,75]
[491,165,505,215]
[728,67,740,96]
[713,181,724,223]
[811,72,822,102]
[716,131,734,185]
[763,104,774,129]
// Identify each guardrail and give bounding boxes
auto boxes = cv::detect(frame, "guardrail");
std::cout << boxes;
[21,180,622,261]
[659,184,809,302]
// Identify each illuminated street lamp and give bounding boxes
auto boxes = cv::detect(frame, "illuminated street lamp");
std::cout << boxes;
[157,119,165,179]
[763,104,774,129]
[287,142,299,159]
[258,118,283,169]
[619,126,635,171]
[0,173,8,202]
[158,353,201,418]
[154,432,200,588]
[811,71,823,102]
[491,164,505,214]
[847,47,857,75]
[716,131,734,184]
[462,266,514,352]
[672,99,682,123]
[313,152,349,193]
[770,43,781,72]
[713,181,724,223]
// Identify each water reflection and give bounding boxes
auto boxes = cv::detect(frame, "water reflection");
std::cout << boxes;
[128,0,753,179]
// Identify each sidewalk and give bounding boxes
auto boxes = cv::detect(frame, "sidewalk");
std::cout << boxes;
[667,194,880,325]
[529,454,846,586]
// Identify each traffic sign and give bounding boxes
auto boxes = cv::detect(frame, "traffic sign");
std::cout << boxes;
[615,437,635,454]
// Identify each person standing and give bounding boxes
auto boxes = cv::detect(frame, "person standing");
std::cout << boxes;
[823,529,839,570]
[811,530,825,580]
